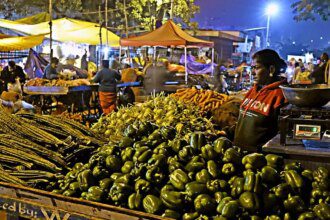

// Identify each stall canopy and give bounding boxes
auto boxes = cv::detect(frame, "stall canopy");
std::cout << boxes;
[0,34,45,52]
[120,20,214,47]
[15,12,50,24]
[0,17,120,46]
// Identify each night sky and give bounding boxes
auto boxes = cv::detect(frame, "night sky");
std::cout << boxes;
[194,0,330,48]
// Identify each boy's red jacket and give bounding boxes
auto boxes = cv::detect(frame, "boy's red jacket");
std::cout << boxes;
[234,81,287,151]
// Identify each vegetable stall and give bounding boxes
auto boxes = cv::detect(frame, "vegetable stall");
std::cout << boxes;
[0,91,328,219]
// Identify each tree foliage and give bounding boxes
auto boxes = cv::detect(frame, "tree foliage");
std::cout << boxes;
[0,0,199,35]
[292,0,330,21]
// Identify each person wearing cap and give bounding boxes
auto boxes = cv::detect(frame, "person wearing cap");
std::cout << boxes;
[234,49,288,152]
[0,61,26,92]
[92,60,121,115]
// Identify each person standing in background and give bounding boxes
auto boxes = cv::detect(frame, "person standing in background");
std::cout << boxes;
[92,60,121,115]
[310,53,329,84]
[43,57,60,80]
[0,61,26,93]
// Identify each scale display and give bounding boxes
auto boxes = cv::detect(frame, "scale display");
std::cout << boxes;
[294,124,321,140]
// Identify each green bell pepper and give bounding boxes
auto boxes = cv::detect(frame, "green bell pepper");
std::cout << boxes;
[207,179,228,193]
[271,183,291,199]
[196,169,211,184]
[194,194,217,213]
[153,142,170,156]
[160,186,183,209]
[170,169,189,190]
[86,186,104,202]
[105,155,122,172]
[146,165,165,184]
[182,212,199,220]
[229,176,244,198]
[238,192,260,212]
[114,173,132,184]
[242,153,267,170]
[128,192,142,210]
[185,181,208,198]
[160,127,176,139]
[207,160,220,179]
[179,146,196,162]
[283,194,305,213]
[201,144,217,160]
[313,203,330,220]
[213,215,227,220]
[301,169,313,181]
[92,165,109,180]
[262,193,279,212]
[77,170,94,191]
[214,191,229,204]
[124,124,137,137]
[297,212,316,220]
[223,148,241,165]
[121,147,135,162]
[134,179,151,193]
[133,147,152,163]
[171,139,187,153]
[222,163,235,176]
[284,162,302,172]
[99,178,111,191]
[109,173,124,182]
[69,182,80,193]
[264,215,281,220]
[109,181,133,203]
[148,154,167,166]
[121,161,134,174]
[313,167,328,182]
[185,156,205,173]
[119,136,134,148]
[261,166,279,183]
[283,170,304,189]
[213,137,232,155]
[216,197,239,218]
[162,209,181,219]
[63,189,75,197]
[243,170,262,194]
[143,195,163,214]
[190,132,207,150]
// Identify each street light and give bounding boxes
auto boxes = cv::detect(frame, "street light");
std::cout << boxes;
[265,3,279,47]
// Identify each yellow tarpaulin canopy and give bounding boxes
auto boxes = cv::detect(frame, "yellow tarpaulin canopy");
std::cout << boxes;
[15,12,50,24]
[0,34,45,51]
[0,17,120,46]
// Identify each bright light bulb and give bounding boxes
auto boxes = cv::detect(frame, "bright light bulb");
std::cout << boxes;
[266,3,279,16]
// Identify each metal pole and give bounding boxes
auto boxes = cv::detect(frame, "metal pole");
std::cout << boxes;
[153,46,156,61]
[266,14,270,48]
[99,5,103,66]
[184,47,188,84]
[170,0,174,19]
[49,0,53,59]
[211,48,215,76]
[105,0,108,47]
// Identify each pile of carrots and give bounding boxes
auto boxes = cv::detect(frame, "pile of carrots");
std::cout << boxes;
[171,87,229,112]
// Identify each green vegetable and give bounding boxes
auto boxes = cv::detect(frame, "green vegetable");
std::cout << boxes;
[223,148,241,165]
[170,169,189,190]
[206,179,228,193]
[196,169,211,184]
[119,136,134,148]
[265,154,283,168]
[160,185,183,209]
[121,161,134,174]
[207,160,220,179]
[261,166,279,183]
[171,139,187,153]
[243,170,262,194]
[313,167,328,182]
[283,170,304,189]
[213,137,232,155]
[77,170,94,191]
[313,203,330,220]
[229,176,244,198]
[134,179,151,193]
[183,212,199,220]
[185,181,208,198]
[92,165,109,180]
[121,147,135,162]
[105,155,122,172]
[184,156,205,173]
[162,209,181,219]
[109,182,133,203]
[99,178,111,191]
[301,169,313,181]
[214,191,229,204]
[262,193,279,212]
[283,194,305,213]
[297,212,316,220]
[145,165,165,184]
[190,132,206,150]
[238,192,260,212]
[69,182,80,192]
[143,195,163,214]
[271,183,291,199]
[222,163,235,175]
[128,192,142,210]
[194,194,217,214]
[242,153,266,170]
[216,197,239,218]
[201,144,217,160]
[179,146,195,162]
[284,162,302,172]
[86,186,104,202]
[265,215,281,220]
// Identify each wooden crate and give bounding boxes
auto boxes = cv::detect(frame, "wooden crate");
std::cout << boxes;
[0,182,168,220]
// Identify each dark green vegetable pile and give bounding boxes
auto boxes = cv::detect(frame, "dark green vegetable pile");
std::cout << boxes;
[53,121,330,219]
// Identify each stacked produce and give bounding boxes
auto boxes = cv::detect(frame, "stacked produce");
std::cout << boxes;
[92,94,218,142]
[171,88,229,112]
[60,111,84,123]
[0,109,106,188]
[25,78,91,87]
[53,121,330,219]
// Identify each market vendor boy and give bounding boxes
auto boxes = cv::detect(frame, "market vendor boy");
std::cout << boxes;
[234,49,288,151]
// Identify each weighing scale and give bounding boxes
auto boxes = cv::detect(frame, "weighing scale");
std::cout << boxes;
[279,104,330,147]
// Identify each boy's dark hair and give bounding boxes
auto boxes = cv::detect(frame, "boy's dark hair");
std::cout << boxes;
[50,57,59,65]
[8,61,16,68]
[252,49,287,77]
[102,60,109,68]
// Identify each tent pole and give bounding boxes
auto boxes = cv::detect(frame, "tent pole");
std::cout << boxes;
[49,0,53,59]
[211,48,215,76]
[119,46,122,68]
[184,47,188,84]
[153,46,156,62]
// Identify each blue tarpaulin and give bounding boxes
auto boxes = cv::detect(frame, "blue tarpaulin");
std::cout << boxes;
[180,54,216,74]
